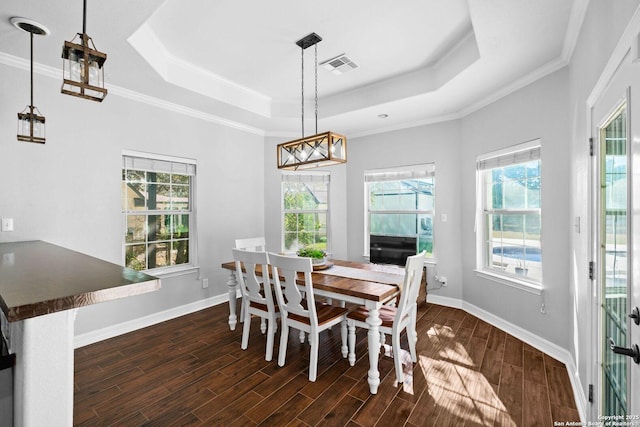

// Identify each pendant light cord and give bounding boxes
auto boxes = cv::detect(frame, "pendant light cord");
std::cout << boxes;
[315,43,318,135]
[30,31,33,109]
[301,45,304,138]
[299,35,321,138]
[82,0,87,35]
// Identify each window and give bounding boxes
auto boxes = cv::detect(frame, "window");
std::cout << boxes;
[122,152,196,273]
[364,164,435,259]
[477,141,541,284]
[282,172,330,252]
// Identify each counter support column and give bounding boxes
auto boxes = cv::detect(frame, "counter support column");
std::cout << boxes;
[13,309,77,427]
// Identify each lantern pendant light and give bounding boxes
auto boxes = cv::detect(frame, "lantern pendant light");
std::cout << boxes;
[276,33,347,170]
[61,0,107,102]
[11,17,49,144]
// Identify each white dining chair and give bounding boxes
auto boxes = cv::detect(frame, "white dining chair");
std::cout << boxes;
[269,252,348,382]
[234,237,266,252]
[347,251,426,384]
[232,248,279,361]
[234,237,267,330]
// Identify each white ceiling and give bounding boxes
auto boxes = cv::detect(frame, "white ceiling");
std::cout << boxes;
[0,0,584,137]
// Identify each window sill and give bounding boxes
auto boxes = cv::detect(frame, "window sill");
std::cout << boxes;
[144,265,200,279]
[474,269,543,295]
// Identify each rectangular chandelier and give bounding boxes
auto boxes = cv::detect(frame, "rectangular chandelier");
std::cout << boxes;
[277,131,347,170]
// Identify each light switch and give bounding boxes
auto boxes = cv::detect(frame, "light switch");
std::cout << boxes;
[1,218,14,232]
[440,213,447,222]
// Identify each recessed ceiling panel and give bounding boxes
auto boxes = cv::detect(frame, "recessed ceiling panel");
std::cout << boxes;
[143,0,472,100]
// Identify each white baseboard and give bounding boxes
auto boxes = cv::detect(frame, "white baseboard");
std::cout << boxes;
[427,294,587,422]
[73,294,229,349]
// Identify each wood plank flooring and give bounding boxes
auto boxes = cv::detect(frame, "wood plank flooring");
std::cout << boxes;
[74,302,580,426]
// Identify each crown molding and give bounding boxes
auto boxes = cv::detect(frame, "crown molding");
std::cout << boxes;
[0,52,265,136]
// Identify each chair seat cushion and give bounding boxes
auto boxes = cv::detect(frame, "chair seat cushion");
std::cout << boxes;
[289,303,347,325]
[347,305,397,328]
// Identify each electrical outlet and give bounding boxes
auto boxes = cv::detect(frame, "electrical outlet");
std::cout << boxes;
[540,303,546,314]
[440,276,447,286]
[202,278,209,289]
[1,218,14,232]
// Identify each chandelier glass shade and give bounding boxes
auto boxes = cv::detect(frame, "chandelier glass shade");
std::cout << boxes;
[277,131,346,170]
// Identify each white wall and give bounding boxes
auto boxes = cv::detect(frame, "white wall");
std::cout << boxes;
[0,63,265,336]
[459,68,570,348]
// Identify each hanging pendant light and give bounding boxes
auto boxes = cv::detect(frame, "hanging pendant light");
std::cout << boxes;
[11,17,49,144]
[277,33,347,170]
[61,0,107,102]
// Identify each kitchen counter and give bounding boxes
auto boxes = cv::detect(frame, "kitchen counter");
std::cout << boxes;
[0,240,160,426]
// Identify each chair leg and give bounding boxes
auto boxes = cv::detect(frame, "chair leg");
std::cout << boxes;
[265,316,275,361]
[392,330,404,384]
[309,333,318,382]
[347,321,356,366]
[408,309,418,362]
[407,331,417,363]
[299,329,306,344]
[260,318,267,334]
[278,322,289,367]
[241,308,251,350]
[341,319,348,358]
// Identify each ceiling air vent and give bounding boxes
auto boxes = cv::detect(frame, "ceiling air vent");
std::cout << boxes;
[320,54,359,75]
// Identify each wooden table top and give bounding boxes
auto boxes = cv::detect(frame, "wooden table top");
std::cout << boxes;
[222,258,401,303]
[0,241,160,322]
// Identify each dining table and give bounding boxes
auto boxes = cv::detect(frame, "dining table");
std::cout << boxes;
[221,258,407,394]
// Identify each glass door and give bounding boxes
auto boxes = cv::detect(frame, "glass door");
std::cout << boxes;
[599,103,629,415]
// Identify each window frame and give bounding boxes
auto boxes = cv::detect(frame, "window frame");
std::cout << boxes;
[281,171,331,254]
[363,163,436,261]
[475,140,542,293]
[122,150,198,276]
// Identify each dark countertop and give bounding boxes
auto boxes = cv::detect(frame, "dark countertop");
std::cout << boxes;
[0,241,160,322]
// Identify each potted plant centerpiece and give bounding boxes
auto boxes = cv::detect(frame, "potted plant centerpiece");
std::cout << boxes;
[297,247,327,266]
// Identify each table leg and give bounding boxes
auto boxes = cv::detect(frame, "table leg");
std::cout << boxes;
[365,302,382,394]
[227,271,238,330]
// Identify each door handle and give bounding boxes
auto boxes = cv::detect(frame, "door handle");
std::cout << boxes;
[609,337,640,364]
[630,306,640,326]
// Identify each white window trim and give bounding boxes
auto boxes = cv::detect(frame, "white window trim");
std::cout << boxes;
[363,163,436,260]
[475,139,542,292]
[122,150,199,273]
[281,171,331,254]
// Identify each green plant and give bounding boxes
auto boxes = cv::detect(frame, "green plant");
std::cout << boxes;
[296,247,326,259]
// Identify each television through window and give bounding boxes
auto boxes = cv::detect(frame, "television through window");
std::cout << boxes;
[369,234,417,266]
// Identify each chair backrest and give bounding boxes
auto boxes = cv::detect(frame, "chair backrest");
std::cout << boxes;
[235,237,266,251]
[232,248,275,311]
[395,251,426,325]
[268,253,318,326]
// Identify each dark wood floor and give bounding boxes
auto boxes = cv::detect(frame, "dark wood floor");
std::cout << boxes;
[74,301,580,426]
